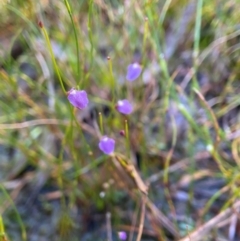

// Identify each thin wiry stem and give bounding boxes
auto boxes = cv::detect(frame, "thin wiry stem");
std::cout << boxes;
[41,25,66,93]
[64,0,81,87]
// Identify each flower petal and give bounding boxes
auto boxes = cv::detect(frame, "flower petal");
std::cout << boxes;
[116,99,133,115]
[118,231,127,240]
[67,89,89,109]
[98,136,115,155]
[126,63,142,81]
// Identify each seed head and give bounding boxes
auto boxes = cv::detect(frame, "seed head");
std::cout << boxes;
[119,130,125,136]
[38,21,43,28]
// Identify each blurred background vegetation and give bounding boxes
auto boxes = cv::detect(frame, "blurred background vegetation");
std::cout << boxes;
[0,0,240,240]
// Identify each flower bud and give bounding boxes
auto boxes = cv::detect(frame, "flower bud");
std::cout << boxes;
[126,62,142,81]
[98,136,115,155]
[67,88,89,109]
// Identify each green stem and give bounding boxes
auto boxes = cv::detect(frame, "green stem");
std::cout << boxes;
[125,119,130,158]
[99,112,103,134]
[41,25,66,93]
[108,57,116,102]
[87,0,94,82]
[193,0,203,65]
[0,215,5,236]
[159,0,172,24]
[145,1,171,112]
[192,0,203,90]
[72,108,93,155]
[64,0,81,87]
[0,185,27,241]
[142,17,149,67]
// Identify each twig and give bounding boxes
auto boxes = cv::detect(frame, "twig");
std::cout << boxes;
[129,200,140,241]
[116,224,156,237]
[146,197,179,238]
[136,195,147,241]
[0,119,96,136]
[111,154,178,238]
[147,151,210,184]
[106,212,112,241]
[178,200,240,241]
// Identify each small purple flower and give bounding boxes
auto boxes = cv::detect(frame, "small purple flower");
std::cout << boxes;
[116,99,133,115]
[126,62,142,81]
[118,231,127,240]
[98,136,115,155]
[67,89,89,109]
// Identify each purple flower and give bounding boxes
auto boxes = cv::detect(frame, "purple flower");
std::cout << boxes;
[98,136,115,155]
[118,231,127,240]
[67,89,89,109]
[116,99,133,115]
[126,62,142,81]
